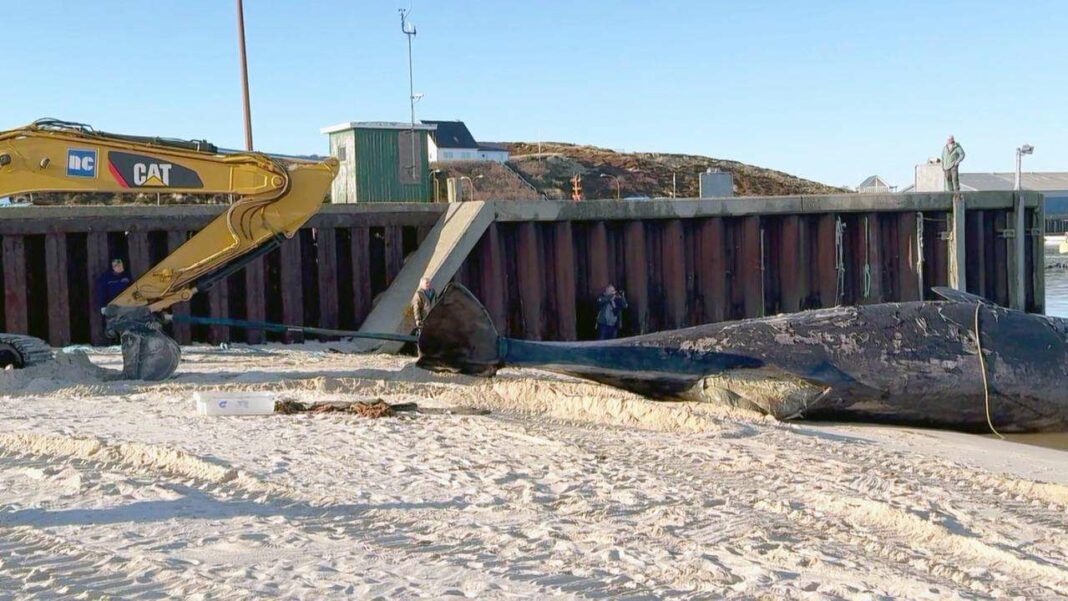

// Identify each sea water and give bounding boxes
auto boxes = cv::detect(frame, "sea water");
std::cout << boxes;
[1045,268,1068,318]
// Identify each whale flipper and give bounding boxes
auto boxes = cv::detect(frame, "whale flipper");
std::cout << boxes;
[931,286,993,305]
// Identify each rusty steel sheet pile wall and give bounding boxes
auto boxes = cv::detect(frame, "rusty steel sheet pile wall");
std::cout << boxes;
[452,193,1044,341]
[0,204,442,346]
[0,192,1043,346]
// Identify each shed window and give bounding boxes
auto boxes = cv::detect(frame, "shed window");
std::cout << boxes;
[336,144,347,161]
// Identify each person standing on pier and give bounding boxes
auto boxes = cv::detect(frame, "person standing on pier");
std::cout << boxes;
[412,277,437,333]
[942,136,966,192]
[596,285,628,340]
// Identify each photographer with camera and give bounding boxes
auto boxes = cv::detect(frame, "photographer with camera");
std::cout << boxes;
[596,284,628,340]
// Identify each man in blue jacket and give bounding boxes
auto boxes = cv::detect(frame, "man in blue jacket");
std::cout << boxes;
[96,258,132,313]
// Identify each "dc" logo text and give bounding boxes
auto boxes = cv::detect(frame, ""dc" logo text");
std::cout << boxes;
[67,149,98,178]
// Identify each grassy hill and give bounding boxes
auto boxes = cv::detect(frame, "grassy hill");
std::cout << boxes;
[504,142,844,200]
[13,141,843,205]
[430,161,541,201]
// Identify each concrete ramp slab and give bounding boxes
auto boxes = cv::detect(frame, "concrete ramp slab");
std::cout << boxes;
[355,201,494,352]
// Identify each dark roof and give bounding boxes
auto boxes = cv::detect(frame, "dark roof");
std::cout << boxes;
[901,171,1068,193]
[857,175,890,189]
[965,172,1068,192]
[422,120,478,149]
[478,142,508,152]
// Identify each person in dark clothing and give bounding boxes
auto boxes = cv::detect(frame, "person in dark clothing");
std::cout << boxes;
[596,285,628,340]
[96,258,132,313]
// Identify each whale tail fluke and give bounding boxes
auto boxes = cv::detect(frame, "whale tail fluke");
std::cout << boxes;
[416,283,503,376]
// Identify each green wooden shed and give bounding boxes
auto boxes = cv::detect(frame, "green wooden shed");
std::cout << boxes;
[321,121,434,203]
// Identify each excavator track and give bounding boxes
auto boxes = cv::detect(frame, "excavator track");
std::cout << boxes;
[0,334,54,369]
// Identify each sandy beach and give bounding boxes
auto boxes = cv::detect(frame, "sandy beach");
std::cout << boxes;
[0,344,1066,599]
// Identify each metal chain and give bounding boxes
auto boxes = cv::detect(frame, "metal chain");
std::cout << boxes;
[835,217,846,305]
[916,211,925,299]
[862,216,872,298]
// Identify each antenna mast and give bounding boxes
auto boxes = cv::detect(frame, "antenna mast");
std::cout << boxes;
[399,8,419,177]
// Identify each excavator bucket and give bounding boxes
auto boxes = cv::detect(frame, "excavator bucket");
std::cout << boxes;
[120,327,181,381]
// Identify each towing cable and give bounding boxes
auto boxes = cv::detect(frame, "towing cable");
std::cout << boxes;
[167,315,417,343]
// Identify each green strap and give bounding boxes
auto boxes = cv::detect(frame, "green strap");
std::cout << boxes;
[169,315,416,343]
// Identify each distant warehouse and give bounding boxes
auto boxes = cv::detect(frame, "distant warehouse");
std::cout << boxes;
[321,121,435,203]
[905,164,1068,232]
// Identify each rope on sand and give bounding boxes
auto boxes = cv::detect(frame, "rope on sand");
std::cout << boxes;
[973,303,1004,439]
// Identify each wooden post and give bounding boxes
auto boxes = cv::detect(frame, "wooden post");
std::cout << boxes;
[623,221,648,334]
[127,232,152,280]
[553,222,577,340]
[165,231,192,345]
[779,215,805,312]
[2,236,28,335]
[966,209,986,298]
[948,194,966,291]
[316,228,339,329]
[279,237,304,342]
[86,232,111,345]
[863,214,884,303]
[350,227,373,327]
[816,214,838,308]
[1033,199,1046,313]
[588,221,609,297]
[207,278,230,344]
[478,223,507,332]
[698,218,727,322]
[1008,194,1026,310]
[384,226,404,287]
[44,234,71,346]
[738,216,764,317]
[244,255,266,344]
[516,222,543,339]
[896,212,921,301]
[662,219,687,328]
[993,211,1010,307]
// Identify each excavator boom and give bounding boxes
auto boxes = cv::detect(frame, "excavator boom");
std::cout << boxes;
[0,119,339,379]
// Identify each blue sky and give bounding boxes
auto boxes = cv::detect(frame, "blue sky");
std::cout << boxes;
[5,1,1065,188]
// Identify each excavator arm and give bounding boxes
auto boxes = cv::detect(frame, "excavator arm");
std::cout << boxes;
[0,119,339,379]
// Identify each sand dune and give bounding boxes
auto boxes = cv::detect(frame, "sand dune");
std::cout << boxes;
[0,345,1065,599]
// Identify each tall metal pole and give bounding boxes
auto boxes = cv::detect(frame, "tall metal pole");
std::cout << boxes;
[1015,149,1022,190]
[406,27,416,127]
[236,0,254,151]
[399,9,418,178]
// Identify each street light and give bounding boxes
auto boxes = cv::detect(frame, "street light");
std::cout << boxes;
[1015,144,1034,191]
[459,174,484,201]
[599,174,621,200]
[430,169,443,203]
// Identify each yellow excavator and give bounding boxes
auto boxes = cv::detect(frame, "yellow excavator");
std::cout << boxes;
[0,119,339,380]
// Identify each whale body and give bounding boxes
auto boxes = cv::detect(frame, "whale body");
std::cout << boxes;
[416,283,1068,433]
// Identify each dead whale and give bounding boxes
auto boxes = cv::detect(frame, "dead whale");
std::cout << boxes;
[416,283,1068,433]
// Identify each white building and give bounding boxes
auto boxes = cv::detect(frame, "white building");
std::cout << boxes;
[477,142,510,163]
[423,120,509,163]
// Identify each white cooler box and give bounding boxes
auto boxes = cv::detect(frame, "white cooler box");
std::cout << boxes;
[195,391,276,416]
